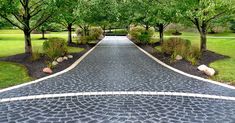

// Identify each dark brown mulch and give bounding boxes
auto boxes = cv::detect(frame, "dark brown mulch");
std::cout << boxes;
[138,44,229,79]
[0,45,94,79]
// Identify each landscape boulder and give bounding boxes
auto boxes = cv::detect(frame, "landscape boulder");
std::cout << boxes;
[57,57,64,63]
[197,65,208,71]
[63,56,68,60]
[67,55,73,59]
[175,55,183,61]
[52,61,58,66]
[204,68,216,77]
[198,65,216,76]
[43,67,53,74]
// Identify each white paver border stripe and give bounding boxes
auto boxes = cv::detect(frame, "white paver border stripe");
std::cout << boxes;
[1,92,235,103]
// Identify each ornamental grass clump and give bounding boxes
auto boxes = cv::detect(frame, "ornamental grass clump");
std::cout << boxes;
[43,37,68,61]
[162,37,201,65]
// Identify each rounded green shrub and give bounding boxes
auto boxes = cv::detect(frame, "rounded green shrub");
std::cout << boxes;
[90,27,103,40]
[43,37,68,60]
[129,26,154,44]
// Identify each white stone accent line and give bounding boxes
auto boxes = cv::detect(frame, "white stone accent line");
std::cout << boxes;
[1,92,235,103]
[131,38,235,90]
[0,40,103,93]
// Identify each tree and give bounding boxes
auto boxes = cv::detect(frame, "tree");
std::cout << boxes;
[150,0,175,44]
[230,19,235,32]
[55,0,84,44]
[131,0,154,31]
[0,18,12,29]
[0,0,56,54]
[177,0,235,51]
[88,0,118,34]
[116,0,135,31]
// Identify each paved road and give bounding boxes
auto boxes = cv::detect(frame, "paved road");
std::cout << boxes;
[0,36,235,123]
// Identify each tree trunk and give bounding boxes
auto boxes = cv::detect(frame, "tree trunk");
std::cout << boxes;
[42,30,45,39]
[159,24,164,44]
[67,23,72,44]
[24,30,33,54]
[84,26,89,36]
[145,24,149,31]
[200,23,207,51]
[102,26,106,35]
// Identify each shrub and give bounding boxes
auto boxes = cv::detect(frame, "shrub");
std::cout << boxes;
[129,26,154,44]
[43,37,68,60]
[162,37,201,65]
[162,37,191,56]
[30,50,41,61]
[78,36,89,45]
[90,27,103,40]
[185,47,201,65]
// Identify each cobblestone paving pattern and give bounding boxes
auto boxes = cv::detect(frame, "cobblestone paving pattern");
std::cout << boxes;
[1,37,235,99]
[1,95,235,123]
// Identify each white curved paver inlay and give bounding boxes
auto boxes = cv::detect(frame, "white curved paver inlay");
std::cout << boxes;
[1,92,235,103]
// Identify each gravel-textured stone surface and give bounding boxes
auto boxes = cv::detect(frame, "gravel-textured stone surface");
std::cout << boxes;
[0,36,235,99]
[1,95,235,123]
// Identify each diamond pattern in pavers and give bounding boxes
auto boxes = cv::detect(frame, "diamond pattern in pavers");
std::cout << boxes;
[0,95,235,123]
[0,36,235,99]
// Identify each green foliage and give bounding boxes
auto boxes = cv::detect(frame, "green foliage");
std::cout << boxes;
[90,27,103,40]
[129,26,154,44]
[78,36,93,44]
[230,20,235,32]
[162,38,191,56]
[185,47,201,65]
[162,37,201,65]
[30,50,41,61]
[43,37,68,60]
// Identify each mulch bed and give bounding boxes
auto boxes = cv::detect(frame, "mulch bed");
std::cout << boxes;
[0,44,94,79]
[138,44,229,79]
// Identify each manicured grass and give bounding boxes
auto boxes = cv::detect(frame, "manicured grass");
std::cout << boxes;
[0,30,83,57]
[0,62,32,89]
[155,32,235,84]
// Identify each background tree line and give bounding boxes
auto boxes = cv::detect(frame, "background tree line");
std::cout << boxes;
[0,0,234,55]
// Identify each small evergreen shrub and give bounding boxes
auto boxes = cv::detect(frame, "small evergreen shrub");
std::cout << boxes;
[43,37,68,60]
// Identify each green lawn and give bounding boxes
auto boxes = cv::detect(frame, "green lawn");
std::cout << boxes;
[0,30,83,89]
[0,62,32,89]
[0,30,81,58]
[155,31,235,84]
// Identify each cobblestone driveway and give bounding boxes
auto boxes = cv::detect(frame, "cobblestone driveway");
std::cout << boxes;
[0,36,235,123]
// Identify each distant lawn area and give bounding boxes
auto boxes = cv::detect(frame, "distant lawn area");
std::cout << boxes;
[0,29,82,58]
[155,32,235,84]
